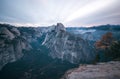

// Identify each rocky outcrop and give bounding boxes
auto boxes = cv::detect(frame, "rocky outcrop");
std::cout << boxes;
[0,26,31,70]
[61,61,120,79]
[42,23,96,63]
[0,24,49,70]
[0,27,15,40]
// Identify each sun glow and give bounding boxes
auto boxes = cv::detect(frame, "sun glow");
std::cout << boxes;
[64,0,115,23]
[0,0,119,26]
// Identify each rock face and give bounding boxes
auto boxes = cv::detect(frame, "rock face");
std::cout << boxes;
[0,23,96,70]
[61,61,120,79]
[0,25,31,70]
[42,23,96,63]
[0,24,49,70]
[0,27,15,40]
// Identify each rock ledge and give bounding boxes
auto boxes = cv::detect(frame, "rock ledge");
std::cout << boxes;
[61,61,120,79]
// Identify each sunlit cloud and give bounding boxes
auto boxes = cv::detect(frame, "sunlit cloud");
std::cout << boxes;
[64,0,115,23]
[0,0,120,27]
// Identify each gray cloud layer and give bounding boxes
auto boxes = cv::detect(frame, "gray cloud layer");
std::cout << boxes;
[0,0,120,27]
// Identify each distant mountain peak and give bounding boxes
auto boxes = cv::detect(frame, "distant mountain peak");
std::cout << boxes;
[55,23,66,32]
[42,23,95,63]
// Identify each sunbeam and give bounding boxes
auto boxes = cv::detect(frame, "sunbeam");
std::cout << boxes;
[0,0,120,27]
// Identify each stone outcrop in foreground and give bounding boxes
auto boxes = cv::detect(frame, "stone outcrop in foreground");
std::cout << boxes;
[61,61,120,79]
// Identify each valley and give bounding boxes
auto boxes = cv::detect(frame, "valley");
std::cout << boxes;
[0,23,120,79]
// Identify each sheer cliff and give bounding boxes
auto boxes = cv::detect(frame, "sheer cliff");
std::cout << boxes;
[0,25,31,70]
[42,23,96,63]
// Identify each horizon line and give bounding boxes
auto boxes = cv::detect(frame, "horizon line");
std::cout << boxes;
[0,22,120,27]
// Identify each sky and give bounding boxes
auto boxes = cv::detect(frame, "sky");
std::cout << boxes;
[0,0,120,27]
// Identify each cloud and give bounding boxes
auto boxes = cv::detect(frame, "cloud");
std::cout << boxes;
[0,0,120,27]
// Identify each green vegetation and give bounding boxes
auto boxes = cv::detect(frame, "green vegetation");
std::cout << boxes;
[95,32,120,62]
[0,49,78,79]
[106,41,120,60]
